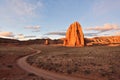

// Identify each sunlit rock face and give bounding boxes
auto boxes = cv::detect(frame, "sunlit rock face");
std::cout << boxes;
[45,39,49,45]
[86,36,120,46]
[64,22,84,47]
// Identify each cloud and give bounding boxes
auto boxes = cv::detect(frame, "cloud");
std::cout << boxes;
[24,25,40,32]
[8,0,43,16]
[24,36,36,38]
[114,31,120,36]
[84,33,98,37]
[85,24,120,37]
[86,24,120,32]
[32,30,40,32]
[15,34,36,40]
[0,31,36,40]
[17,34,23,36]
[16,34,24,39]
[0,0,43,22]
[41,36,50,39]
[25,26,40,29]
[45,32,66,36]
[0,32,14,37]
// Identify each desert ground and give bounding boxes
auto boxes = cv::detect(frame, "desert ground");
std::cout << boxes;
[0,44,120,80]
[27,45,120,80]
[0,45,52,80]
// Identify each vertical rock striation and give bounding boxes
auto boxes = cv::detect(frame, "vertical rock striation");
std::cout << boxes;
[64,22,84,47]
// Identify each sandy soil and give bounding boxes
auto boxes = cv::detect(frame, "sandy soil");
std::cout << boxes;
[17,48,88,80]
[27,45,120,80]
[0,45,51,80]
[0,44,120,80]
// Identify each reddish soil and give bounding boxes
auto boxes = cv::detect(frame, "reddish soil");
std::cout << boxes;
[27,45,120,80]
[0,45,51,80]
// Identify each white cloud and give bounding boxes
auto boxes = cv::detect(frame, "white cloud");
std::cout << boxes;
[84,33,98,37]
[0,0,43,22]
[114,31,120,36]
[86,24,120,32]
[85,24,120,37]
[16,34,24,39]
[32,30,40,32]
[24,25,40,32]
[25,25,40,29]
[10,0,43,16]
[45,32,66,36]
[15,34,36,40]
[24,36,36,38]
[0,32,14,37]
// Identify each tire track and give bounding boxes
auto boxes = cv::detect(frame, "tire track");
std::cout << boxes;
[17,48,88,80]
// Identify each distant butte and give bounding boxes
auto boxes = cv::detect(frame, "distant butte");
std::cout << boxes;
[0,21,120,46]
[64,22,84,47]
[63,21,120,47]
[85,36,120,46]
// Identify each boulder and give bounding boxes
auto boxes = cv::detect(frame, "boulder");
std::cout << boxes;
[64,22,84,47]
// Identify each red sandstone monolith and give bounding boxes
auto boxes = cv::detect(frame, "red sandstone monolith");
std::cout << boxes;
[64,22,84,47]
[45,39,49,45]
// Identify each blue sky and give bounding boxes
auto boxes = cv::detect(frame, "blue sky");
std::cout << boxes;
[0,0,120,40]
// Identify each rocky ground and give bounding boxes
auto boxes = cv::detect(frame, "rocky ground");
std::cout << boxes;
[27,45,120,80]
[0,45,51,80]
[0,44,120,80]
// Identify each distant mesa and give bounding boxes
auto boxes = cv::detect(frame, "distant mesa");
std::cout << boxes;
[64,22,84,47]
[85,36,120,46]
[0,21,120,47]
[63,21,120,47]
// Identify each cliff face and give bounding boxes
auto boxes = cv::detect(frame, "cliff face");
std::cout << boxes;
[64,22,84,47]
[85,36,120,46]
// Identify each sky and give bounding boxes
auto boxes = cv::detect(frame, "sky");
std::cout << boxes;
[0,0,120,40]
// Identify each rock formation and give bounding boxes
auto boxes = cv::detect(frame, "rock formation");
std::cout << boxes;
[85,36,120,46]
[64,22,84,47]
[45,39,49,45]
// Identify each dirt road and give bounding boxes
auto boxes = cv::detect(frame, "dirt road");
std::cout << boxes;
[17,48,88,80]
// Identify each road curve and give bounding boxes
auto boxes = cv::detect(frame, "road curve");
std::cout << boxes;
[17,48,88,80]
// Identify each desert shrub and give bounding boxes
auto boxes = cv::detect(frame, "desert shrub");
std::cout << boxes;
[27,57,35,65]
[100,71,111,77]
[108,77,115,80]
[40,77,45,80]
[84,70,91,75]
[38,62,44,68]
[73,68,78,72]
[90,62,96,66]
[108,66,116,74]
[100,72,106,77]
[67,69,72,74]
[7,64,13,68]
[28,73,36,76]
[0,55,3,58]
[26,46,120,80]
[47,65,54,71]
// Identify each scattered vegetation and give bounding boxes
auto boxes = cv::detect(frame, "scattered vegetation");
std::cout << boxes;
[27,45,120,80]
[28,73,36,76]
[0,45,51,80]
[7,64,13,68]
[0,44,120,80]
